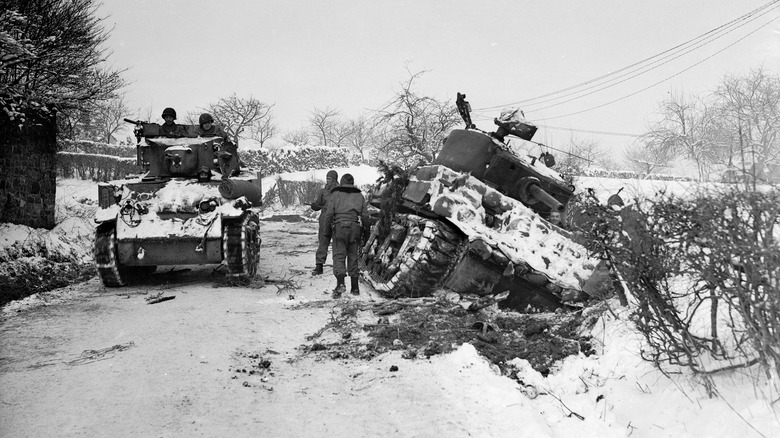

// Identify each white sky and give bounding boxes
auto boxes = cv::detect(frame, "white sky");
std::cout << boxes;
[100,0,780,157]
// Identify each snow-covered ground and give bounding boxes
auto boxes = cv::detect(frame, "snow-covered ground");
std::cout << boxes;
[1,172,778,437]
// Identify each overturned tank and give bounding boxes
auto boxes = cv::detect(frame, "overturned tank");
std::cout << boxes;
[93,120,263,287]
[359,95,615,310]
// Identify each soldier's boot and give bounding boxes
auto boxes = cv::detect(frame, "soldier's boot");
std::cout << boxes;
[311,263,323,276]
[332,275,346,298]
[350,276,360,295]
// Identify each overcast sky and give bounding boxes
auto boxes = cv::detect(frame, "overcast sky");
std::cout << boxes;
[100,0,780,155]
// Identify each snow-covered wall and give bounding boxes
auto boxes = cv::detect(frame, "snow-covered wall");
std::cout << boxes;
[56,140,362,181]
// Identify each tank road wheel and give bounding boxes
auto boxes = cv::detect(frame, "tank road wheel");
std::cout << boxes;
[223,212,261,279]
[94,223,127,287]
[359,214,465,298]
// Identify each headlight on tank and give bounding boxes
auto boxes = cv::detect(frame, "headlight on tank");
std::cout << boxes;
[199,197,219,213]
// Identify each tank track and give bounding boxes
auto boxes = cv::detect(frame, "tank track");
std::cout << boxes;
[94,224,158,287]
[94,223,126,287]
[223,212,261,278]
[359,214,465,298]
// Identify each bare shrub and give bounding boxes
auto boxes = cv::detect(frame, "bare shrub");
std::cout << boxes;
[265,177,322,208]
[572,186,779,389]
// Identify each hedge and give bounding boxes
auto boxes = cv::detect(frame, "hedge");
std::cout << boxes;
[56,141,361,181]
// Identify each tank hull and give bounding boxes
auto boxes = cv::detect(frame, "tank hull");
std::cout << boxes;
[360,129,614,309]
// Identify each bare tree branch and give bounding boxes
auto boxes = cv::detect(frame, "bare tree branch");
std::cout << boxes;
[1,0,127,127]
[373,69,460,167]
[201,94,274,147]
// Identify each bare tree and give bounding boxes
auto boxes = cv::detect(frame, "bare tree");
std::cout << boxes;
[282,128,311,147]
[713,67,780,181]
[374,69,460,167]
[594,155,621,172]
[642,93,722,181]
[92,96,132,143]
[330,120,355,149]
[308,107,341,147]
[344,116,378,161]
[1,0,126,128]
[140,105,155,123]
[556,135,605,174]
[624,141,677,177]
[248,114,277,148]
[203,94,273,147]
[56,96,131,143]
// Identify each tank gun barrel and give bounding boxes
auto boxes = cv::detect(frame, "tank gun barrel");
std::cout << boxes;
[124,118,144,125]
[515,177,564,212]
[528,183,564,212]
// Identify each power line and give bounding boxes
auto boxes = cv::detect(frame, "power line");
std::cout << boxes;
[537,125,641,138]
[475,0,780,112]
[468,116,642,137]
[538,14,780,121]
[522,5,780,113]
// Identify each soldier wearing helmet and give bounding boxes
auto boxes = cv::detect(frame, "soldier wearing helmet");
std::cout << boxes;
[160,107,185,137]
[197,113,240,177]
[323,173,370,298]
[196,113,229,142]
[309,169,339,276]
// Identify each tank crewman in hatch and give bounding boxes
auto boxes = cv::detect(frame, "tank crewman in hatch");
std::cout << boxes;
[160,107,186,137]
[197,113,240,177]
[197,113,229,141]
[309,170,339,276]
[323,173,370,298]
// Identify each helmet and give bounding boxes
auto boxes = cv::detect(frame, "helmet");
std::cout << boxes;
[199,113,214,126]
[161,107,177,119]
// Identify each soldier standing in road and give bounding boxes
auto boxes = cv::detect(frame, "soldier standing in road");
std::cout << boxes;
[323,173,370,298]
[309,170,339,276]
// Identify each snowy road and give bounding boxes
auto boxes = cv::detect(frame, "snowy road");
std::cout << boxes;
[0,220,546,438]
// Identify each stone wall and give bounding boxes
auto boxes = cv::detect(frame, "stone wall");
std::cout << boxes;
[0,110,57,229]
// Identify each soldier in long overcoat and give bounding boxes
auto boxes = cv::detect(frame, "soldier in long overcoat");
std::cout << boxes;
[309,170,338,275]
[323,173,369,298]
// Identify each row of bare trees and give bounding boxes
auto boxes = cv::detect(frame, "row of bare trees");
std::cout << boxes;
[280,69,461,167]
[628,67,780,181]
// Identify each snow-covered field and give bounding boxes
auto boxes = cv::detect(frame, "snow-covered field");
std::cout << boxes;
[1,172,778,437]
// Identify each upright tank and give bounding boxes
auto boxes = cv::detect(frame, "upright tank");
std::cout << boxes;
[93,120,263,287]
[359,94,616,310]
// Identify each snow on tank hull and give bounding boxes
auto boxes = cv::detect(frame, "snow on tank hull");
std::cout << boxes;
[93,135,262,287]
[360,129,611,310]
